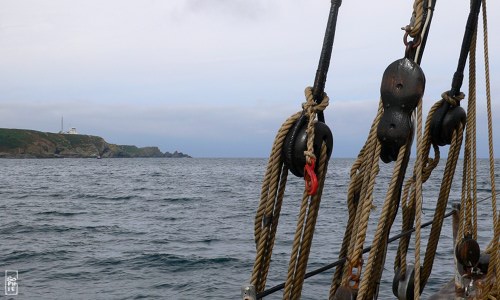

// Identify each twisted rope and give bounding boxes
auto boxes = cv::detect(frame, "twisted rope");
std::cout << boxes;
[329,100,384,298]
[457,7,479,246]
[303,87,329,164]
[356,143,409,299]
[420,123,464,287]
[480,0,499,297]
[251,87,330,297]
[252,112,300,293]
[283,144,329,299]
[395,100,441,276]
[413,97,425,300]
[404,0,425,38]
[470,25,479,241]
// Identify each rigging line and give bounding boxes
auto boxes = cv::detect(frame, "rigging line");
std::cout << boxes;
[257,193,497,299]
[257,209,454,298]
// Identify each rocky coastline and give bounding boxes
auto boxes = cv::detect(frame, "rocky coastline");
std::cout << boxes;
[0,128,191,159]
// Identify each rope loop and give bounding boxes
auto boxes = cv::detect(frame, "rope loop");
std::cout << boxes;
[302,87,329,114]
[441,90,465,107]
[402,0,425,38]
[302,87,330,164]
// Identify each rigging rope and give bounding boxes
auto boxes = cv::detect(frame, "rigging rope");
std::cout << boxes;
[249,0,498,298]
[480,0,499,297]
[283,143,329,299]
[251,87,330,299]
[256,195,495,298]
[328,101,383,298]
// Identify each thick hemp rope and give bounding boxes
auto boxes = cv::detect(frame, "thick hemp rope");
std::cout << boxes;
[283,88,330,300]
[340,107,382,288]
[458,12,479,247]
[404,0,425,38]
[411,86,426,300]
[480,0,499,298]
[395,100,441,278]
[252,109,299,293]
[330,0,429,296]
[328,101,384,299]
[420,122,464,288]
[251,87,329,296]
[283,144,329,300]
[394,91,466,294]
[356,143,410,299]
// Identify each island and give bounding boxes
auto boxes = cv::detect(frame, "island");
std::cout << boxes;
[0,128,191,158]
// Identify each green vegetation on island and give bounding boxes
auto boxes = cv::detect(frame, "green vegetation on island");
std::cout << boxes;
[0,128,191,158]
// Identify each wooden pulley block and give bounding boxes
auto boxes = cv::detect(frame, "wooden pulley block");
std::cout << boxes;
[455,234,481,269]
[477,253,490,274]
[392,264,416,300]
[377,57,425,163]
[282,114,333,177]
[332,286,357,300]
[429,100,466,146]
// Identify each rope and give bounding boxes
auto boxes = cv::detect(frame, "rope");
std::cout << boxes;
[480,0,499,297]
[420,123,464,287]
[404,0,425,38]
[252,112,300,292]
[340,106,382,288]
[251,86,330,297]
[458,2,479,243]
[258,205,463,298]
[413,97,424,300]
[470,25,479,241]
[329,101,384,298]
[283,144,329,299]
[356,143,409,299]
[394,100,441,277]
[258,194,496,298]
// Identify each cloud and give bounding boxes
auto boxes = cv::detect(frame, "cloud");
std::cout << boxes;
[181,0,271,20]
[0,0,499,157]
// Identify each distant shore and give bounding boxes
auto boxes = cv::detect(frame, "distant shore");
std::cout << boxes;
[0,128,191,159]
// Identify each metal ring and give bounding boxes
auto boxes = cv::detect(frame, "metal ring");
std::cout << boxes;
[403,32,421,48]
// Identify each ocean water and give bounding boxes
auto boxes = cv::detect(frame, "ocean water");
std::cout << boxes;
[1,158,498,299]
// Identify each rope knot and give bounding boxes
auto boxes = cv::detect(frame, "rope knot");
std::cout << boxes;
[302,87,329,164]
[402,0,424,38]
[441,91,465,107]
[302,87,330,113]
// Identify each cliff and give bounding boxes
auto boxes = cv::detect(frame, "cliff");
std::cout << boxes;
[0,128,191,158]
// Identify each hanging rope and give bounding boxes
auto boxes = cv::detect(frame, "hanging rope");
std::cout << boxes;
[251,87,330,297]
[479,0,499,298]
[394,100,441,278]
[411,96,425,300]
[420,122,464,287]
[328,101,383,299]
[283,143,329,299]
[340,101,382,287]
[458,0,480,250]
[329,0,431,297]
[252,111,299,293]
[356,143,410,299]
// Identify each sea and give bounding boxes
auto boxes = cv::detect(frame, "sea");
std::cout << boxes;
[1,158,498,299]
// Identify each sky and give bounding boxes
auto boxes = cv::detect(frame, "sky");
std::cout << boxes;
[0,0,499,158]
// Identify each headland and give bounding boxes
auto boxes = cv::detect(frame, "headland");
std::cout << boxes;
[0,128,190,158]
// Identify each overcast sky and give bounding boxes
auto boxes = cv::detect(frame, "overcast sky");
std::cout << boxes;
[1,0,499,157]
